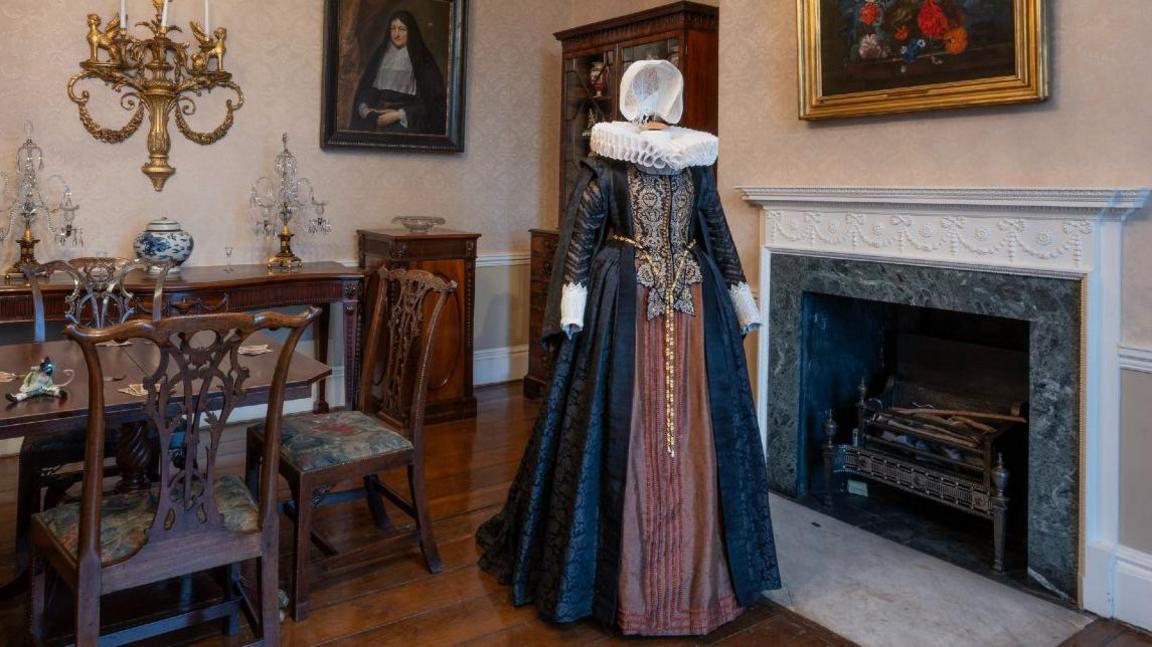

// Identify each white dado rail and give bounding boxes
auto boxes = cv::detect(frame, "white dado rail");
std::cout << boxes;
[739,186,1151,629]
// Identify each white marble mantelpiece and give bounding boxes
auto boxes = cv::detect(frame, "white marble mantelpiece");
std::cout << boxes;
[740,186,1149,277]
[739,186,1150,625]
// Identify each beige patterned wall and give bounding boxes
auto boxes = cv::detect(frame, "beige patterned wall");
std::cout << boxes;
[567,0,717,27]
[0,0,566,265]
[715,0,1152,345]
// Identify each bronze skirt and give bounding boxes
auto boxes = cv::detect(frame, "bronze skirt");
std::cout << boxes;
[617,284,743,636]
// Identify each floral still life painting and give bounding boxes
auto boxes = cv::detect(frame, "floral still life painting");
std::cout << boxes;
[797,0,1046,120]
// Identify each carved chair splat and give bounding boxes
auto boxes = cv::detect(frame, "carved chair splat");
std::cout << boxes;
[246,268,454,621]
[10,257,169,599]
[27,308,319,646]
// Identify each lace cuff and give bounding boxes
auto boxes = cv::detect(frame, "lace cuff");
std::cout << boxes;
[560,282,588,338]
[729,282,761,334]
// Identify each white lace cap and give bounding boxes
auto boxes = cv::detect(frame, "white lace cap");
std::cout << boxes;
[619,60,683,125]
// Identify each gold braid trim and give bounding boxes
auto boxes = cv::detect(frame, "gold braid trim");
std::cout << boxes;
[609,233,697,457]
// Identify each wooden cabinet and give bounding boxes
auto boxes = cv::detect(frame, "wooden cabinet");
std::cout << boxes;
[523,229,561,398]
[524,2,720,398]
[358,229,479,422]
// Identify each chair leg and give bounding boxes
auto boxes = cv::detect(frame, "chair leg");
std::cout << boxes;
[15,461,42,576]
[288,479,314,621]
[256,554,280,645]
[75,579,101,646]
[219,563,241,636]
[408,464,442,574]
[363,475,395,531]
[28,550,46,644]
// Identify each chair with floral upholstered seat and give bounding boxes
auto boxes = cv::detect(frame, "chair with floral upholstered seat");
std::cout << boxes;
[9,257,168,598]
[246,268,454,621]
[27,308,318,645]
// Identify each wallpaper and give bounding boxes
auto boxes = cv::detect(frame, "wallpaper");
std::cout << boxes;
[0,0,566,266]
[714,0,1152,346]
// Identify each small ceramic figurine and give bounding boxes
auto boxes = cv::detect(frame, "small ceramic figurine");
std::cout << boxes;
[590,61,607,97]
[7,357,74,403]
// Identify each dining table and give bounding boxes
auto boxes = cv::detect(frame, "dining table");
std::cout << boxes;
[0,330,332,600]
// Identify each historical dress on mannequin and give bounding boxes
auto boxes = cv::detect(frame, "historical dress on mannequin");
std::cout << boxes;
[477,61,779,636]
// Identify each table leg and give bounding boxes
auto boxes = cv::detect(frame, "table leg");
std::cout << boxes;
[342,284,362,410]
[314,303,332,414]
[115,422,154,493]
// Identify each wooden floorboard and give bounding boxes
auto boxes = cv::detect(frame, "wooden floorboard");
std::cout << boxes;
[0,383,1146,646]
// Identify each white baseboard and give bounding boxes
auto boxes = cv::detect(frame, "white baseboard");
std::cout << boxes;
[1115,545,1152,631]
[474,345,529,386]
[476,252,530,268]
[1119,344,1152,374]
[1082,540,1116,617]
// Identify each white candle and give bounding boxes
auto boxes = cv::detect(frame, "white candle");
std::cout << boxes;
[120,0,127,26]
[204,0,211,31]
[161,0,169,28]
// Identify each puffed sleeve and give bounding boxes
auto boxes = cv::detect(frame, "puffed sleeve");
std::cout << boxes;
[699,166,760,335]
[542,162,610,342]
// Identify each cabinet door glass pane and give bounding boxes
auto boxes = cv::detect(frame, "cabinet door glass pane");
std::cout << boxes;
[561,50,614,208]
[620,38,680,74]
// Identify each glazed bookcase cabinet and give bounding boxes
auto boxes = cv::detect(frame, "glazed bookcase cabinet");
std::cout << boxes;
[525,1,719,398]
[554,1,719,222]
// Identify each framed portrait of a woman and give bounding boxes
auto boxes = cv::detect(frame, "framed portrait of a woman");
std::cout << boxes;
[322,0,467,151]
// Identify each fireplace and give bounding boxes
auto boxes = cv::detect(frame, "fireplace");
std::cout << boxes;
[739,186,1150,615]
[808,294,1032,569]
[768,254,1080,597]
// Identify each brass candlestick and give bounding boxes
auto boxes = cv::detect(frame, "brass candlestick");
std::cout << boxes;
[270,217,300,272]
[250,134,331,272]
[0,124,83,280]
[67,0,244,191]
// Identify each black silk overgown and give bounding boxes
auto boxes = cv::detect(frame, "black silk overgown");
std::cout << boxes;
[476,158,780,626]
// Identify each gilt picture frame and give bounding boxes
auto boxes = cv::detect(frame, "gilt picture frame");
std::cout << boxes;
[322,0,468,151]
[797,0,1047,120]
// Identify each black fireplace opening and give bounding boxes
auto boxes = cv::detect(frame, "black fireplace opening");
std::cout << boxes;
[796,291,1033,585]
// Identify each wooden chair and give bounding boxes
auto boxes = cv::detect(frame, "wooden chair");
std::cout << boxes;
[12,258,168,594]
[27,308,318,646]
[246,268,454,620]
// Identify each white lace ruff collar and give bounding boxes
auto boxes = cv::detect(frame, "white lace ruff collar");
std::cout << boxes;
[590,121,718,171]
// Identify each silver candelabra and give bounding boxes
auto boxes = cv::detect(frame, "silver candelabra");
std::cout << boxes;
[250,133,330,271]
[0,123,83,280]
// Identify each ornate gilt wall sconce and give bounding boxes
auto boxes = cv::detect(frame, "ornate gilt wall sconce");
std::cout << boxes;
[67,0,243,191]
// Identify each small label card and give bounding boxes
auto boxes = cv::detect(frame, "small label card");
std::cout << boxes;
[238,344,273,356]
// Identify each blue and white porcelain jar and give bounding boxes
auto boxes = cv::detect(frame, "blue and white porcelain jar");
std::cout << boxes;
[133,216,194,275]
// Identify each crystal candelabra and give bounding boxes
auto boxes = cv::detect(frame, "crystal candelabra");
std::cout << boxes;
[250,134,331,271]
[67,0,243,191]
[0,124,83,281]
